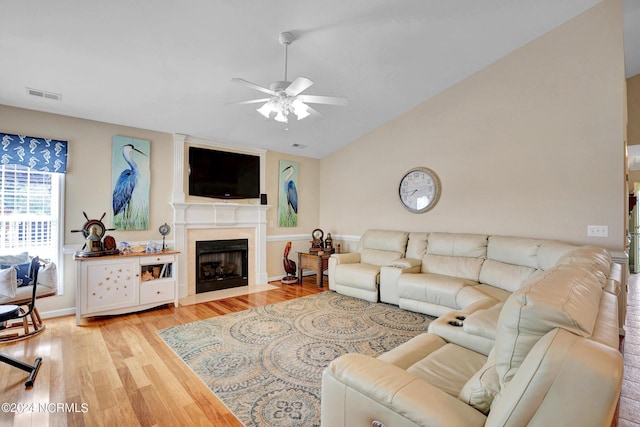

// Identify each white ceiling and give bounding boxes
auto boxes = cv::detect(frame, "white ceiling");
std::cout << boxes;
[0,0,637,159]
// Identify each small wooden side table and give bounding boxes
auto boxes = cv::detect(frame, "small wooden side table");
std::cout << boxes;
[298,252,332,288]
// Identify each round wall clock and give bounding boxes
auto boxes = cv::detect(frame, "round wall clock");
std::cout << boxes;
[398,167,441,213]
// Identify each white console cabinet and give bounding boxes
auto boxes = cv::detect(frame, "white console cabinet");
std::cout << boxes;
[75,251,179,325]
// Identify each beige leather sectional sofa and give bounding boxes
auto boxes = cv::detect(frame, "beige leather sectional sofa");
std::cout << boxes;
[323,229,623,427]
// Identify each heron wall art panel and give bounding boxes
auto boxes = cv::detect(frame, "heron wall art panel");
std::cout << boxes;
[278,160,298,227]
[111,136,150,230]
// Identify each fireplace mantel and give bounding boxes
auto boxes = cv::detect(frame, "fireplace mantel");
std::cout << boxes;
[172,202,270,298]
[171,134,270,298]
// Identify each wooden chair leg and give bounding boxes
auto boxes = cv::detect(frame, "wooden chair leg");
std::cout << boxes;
[32,307,43,327]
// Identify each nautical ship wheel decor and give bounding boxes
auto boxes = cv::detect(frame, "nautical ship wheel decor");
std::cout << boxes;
[71,212,118,257]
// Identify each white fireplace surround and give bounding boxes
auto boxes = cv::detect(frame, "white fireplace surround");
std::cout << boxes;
[171,134,269,298]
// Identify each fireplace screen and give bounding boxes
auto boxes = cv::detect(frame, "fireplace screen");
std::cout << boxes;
[196,239,248,293]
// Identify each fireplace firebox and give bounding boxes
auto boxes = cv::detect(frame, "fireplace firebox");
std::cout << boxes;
[196,239,248,293]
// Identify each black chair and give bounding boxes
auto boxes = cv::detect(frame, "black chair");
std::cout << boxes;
[0,256,43,388]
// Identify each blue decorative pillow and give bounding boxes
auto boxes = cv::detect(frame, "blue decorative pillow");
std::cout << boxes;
[0,261,32,287]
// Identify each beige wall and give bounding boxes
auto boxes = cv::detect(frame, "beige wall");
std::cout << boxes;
[0,105,175,314]
[320,0,626,251]
[264,151,321,278]
[629,74,640,147]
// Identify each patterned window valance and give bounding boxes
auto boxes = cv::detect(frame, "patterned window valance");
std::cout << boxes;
[1,132,68,173]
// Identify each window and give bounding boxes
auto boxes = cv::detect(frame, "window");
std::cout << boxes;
[0,164,63,292]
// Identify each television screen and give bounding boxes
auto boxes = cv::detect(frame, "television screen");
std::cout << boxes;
[188,147,260,199]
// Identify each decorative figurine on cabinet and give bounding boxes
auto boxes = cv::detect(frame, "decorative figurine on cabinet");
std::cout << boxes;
[325,233,333,251]
[310,228,324,253]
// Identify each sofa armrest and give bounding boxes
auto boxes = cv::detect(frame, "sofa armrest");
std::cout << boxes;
[330,252,361,265]
[379,262,421,305]
[391,257,422,270]
[322,353,487,427]
[328,253,362,292]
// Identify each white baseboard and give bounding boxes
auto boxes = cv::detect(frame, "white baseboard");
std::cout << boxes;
[41,307,75,319]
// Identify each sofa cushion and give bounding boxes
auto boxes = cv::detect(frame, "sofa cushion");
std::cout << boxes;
[0,252,29,265]
[557,245,611,280]
[426,233,488,258]
[494,264,604,389]
[421,254,485,281]
[0,267,17,298]
[536,240,578,270]
[405,232,428,260]
[358,229,409,253]
[463,303,503,340]
[479,259,537,293]
[458,348,499,414]
[1,261,32,287]
[334,263,380,290]
[398,273,477,309]
[486,236,543,269]
[38,262,57,290]
[406,343,487,397]
[473,284,511,304]
[360,248,403,266]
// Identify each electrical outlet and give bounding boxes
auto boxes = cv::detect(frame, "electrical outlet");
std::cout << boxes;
[587,225,608,237]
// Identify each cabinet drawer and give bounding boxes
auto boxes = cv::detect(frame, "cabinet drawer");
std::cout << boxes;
[140,280,175,305]
[140,254,174,266]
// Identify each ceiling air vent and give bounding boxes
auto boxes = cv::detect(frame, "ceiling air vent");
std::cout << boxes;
[292,143,307,149]
[26,87,62,102]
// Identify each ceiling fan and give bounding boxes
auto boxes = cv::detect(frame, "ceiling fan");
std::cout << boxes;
[227,32,348,123]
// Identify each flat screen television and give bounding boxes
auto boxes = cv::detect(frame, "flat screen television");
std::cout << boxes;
[188,147,260,199]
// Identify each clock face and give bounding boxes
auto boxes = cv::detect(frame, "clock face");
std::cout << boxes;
[312,228,324,240]
[398,167,441,213]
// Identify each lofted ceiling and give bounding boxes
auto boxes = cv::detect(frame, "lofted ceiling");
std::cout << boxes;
[0,0,637,159]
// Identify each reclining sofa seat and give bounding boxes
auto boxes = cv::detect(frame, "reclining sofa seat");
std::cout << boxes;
[328,229,409,303]
[383,233,582,318]
[321,252,623,427]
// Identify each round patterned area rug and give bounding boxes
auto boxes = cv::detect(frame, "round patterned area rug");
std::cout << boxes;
[158,291,433,427]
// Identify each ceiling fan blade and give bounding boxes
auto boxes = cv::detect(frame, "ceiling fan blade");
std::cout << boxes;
[225,98,271,106]
[307,105,322,117]
[231,78,276,96]
[298,95,349,106]
[286,77,314,96]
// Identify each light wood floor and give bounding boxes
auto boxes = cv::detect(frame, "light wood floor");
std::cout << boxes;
[1,274,636,426]
[0,278,325,427]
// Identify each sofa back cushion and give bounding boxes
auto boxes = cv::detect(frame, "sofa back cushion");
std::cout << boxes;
[557,245,611,280]
[536,240,578,270]
[426,233,488,258]
[479,260,537,293]
[405,232,428,260]
[421,233,488,281]
[479,236,544,292]
[486,236,543,269]
[494,264,604,389]
[357,229,409,254]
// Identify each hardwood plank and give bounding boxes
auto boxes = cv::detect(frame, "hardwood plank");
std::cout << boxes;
[0,279,324,426]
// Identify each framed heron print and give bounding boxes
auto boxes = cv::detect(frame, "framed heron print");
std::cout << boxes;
[278,160,298,227]
[111,136,150,230]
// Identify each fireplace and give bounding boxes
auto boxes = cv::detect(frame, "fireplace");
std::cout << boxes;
[196,239,248,293]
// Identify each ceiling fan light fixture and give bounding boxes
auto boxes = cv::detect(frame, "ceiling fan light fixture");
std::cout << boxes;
[230,31,348,122]
[292,99,310,120]
[257,101,274,118]
[274,110,288,123]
